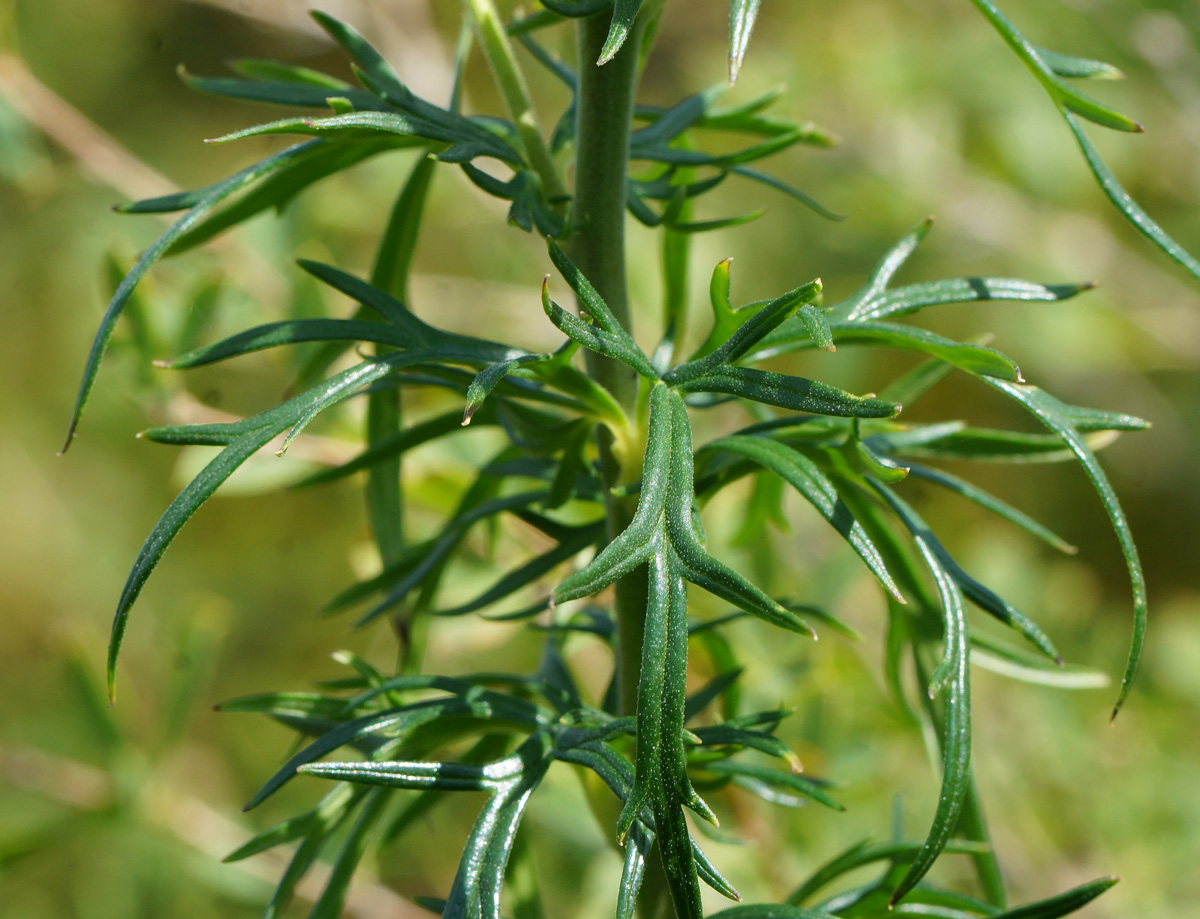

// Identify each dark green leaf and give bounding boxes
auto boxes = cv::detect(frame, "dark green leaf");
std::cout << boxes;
[730,166,844,221]
[992,877,1117,919]
[62,141,324,451]
[441,734,555,919]
[666,280,821,384]
[465,354,552,423]
[787,837,987,907]
[828,217,933,323]
[702,759,843,811]
[308,788,391,919]
[210,110,514,164]
[545,239,659,379]
[168,141,398,256]
[968,0,1141,131]
[224,784,364,863]
[598,0,645,65]
[868,485,971,906]
[673,366,899,418]
[349,489,551,624]
[880,483,1059,662]
[540,0,610,17]
[230,58,352,88]
[630,88,720,149]
[633,130,806,169]
[180,66,383,111]
[434,522,603,617]
[905,464,1076,555]
[542,279,660,380]
[160,319,418,368]
[700,435,903,601]
[684,669,742,722]
[1063,111,1200,284]
[710,905,839,919]
[836,276,1093,324]
[799,322,1022,382]
[882,426,1111,464]
[984,379,1147,717]
[970,1,1200,277]
[294,410,474,488]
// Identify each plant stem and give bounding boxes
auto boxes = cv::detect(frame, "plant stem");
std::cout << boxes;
[570,10,646,720]
[570,13,676,919]
[368,154,436,670]
[465,0,567,203]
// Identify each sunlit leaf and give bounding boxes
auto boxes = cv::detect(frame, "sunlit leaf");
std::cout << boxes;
[62,141,326,452]
[728,0,762,84]
[598,0,645,65]
[984,380,1147,717]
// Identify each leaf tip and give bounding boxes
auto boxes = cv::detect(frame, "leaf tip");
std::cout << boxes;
[58,420,79,456]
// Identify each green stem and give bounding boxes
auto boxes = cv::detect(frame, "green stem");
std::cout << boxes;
[368,154,436,669]
[466,0,567,202]
[570,9,646,720]
[570,13,675,919]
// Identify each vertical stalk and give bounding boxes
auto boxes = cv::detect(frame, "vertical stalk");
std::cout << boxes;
[570,13,675,919]
[368,154,436,669]
[570,11,647,721]
[466,0,567,203]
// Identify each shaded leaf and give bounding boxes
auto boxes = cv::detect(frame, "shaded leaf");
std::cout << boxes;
[992,876,1117,919]
[700,435,903,601]
[701,759,842,811]
[1064,111,1200,284]
[904,464,1076,555]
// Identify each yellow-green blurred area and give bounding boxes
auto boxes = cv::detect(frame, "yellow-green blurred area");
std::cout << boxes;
[3,0,1200,916]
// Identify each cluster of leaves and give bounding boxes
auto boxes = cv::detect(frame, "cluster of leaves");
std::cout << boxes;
[63,1,1197,918]
[216,634,1115,919]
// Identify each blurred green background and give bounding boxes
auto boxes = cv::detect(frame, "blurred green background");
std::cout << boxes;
[3,0,1200,917]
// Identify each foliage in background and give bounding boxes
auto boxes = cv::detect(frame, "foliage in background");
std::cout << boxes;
[7,1,1200,918]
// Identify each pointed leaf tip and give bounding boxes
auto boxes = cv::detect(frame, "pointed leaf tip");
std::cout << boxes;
[598,0,643,65]
[728,0,762,84]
